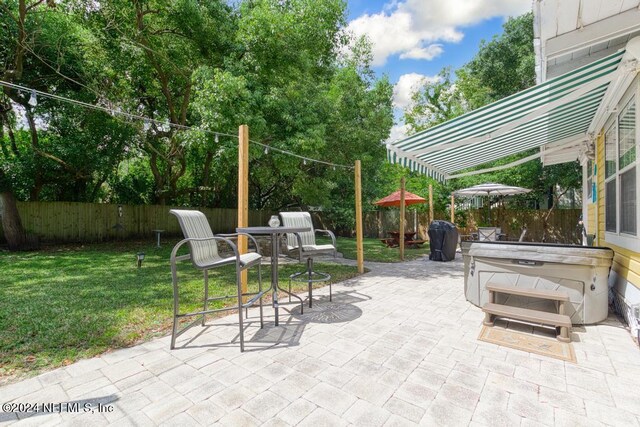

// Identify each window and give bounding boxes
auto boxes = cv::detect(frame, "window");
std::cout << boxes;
[605,95,638,239]
[619,99,636,169]
[618,98,636,236]
[606,179,617,232]
[605,123,617,178]
[621,168,636,234]
[604,122,617,232]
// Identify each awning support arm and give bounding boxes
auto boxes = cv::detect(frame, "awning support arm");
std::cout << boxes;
[448,140,585,179]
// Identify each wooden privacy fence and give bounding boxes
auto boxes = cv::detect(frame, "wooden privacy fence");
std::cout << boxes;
[360,210,432,239]
[360,208,582,244]
[0,201,275,243]
[0,201,582,245]
[460,208,583,244]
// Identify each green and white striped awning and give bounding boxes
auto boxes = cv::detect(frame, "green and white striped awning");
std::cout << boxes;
[387,49,627,181]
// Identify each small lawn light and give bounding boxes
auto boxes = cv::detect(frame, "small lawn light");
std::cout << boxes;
[136,252,145,268]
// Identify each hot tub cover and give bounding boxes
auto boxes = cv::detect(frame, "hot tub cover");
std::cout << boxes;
[467,241,613,267]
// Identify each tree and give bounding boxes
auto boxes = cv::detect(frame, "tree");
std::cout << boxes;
[193,0,394,221]
[1,0,395,244]
[404,68,468,133]
[1,0,56,250]
[459,12,536,101]
[318,45,394,231]
[1,0,70,249]
[1,0,141,249]
[90,0,237,204]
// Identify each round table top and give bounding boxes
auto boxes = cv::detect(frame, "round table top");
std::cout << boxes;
[236,226,310,234]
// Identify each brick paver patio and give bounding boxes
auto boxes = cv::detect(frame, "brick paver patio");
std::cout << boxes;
[2,256,639,426]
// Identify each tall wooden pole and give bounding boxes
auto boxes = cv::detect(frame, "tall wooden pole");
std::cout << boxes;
[399,177,405,261]
[355,160,364,274]
[238,124,249,298]
[428,183,434,224]
[450,194,455,224]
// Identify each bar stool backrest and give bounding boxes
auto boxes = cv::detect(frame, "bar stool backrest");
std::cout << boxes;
[170,209,221,268]
[280,212,316,250]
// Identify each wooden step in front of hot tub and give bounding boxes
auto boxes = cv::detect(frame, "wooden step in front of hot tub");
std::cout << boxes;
[486,283,570,302]
[482,283,572,342]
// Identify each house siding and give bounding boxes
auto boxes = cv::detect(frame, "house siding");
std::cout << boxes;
[595,122,640,336]
[596,129,640,285]
[587,204,596,235]
[596,131,606,247]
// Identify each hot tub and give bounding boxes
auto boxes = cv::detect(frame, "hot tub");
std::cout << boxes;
[461,241,614,324]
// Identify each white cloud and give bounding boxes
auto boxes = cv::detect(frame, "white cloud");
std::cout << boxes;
[387,123,410,143]
[348,0,531,66]
[399,44,444,61]
[393,73,440,108]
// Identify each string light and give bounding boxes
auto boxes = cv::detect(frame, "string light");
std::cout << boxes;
[303,159,307,165]
[28,90,37,107]
[0,80,355,170]
[251,140,353,170]
[214,133,219,144]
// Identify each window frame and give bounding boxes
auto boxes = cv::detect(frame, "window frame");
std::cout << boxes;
[604,82,640,251]
[604,120,617,233]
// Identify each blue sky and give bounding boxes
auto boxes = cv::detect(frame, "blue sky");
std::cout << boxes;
[344,0,532,140]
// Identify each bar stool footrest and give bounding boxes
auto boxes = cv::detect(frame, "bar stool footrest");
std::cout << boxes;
[288,264,332,309]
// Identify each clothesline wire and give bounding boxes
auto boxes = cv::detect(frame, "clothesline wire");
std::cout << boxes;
[0,80,355,170]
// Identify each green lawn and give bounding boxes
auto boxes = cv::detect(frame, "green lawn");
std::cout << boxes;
[0,241,359,383]
[319,236,430,263]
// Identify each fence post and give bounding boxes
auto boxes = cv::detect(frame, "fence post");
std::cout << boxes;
[429,183,433,224]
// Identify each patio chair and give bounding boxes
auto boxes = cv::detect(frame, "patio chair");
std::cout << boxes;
[478,227,499,241]
[280,212,337,308]
[169,209,266,352]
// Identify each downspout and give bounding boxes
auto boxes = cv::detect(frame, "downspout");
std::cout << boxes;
[595,133,600,246]
[582,161,588,245]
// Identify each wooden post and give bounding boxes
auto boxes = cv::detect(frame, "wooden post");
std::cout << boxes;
[355,160,364,273]
[428,184,434,224]
[450,194,455,224]
[238,125,249,298]
[399,177,405,261]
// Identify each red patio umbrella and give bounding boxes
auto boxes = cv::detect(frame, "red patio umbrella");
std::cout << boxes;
[375,189,426,259]
[374,189,426,207]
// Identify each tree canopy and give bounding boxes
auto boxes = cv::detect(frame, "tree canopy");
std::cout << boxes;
[1,0,394,248]
[1,4,582,249]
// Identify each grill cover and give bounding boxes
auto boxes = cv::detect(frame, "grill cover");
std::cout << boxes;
[428,220,458,261]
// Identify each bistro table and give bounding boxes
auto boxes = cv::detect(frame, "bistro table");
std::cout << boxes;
[236,225,311,326]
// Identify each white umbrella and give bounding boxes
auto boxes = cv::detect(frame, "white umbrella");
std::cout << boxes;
[453,183,531,197]
[453,183,531,226]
